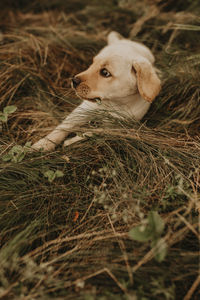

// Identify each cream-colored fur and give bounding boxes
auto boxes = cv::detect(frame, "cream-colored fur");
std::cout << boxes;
[32,31,161,151]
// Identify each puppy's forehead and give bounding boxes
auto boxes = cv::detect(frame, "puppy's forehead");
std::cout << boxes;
[94,49,132,70]
[94,54,127,65]
[95,41,153,63]
[96,43,135,59]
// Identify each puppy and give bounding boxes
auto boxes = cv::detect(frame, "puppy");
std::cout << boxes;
[32,31,161,151]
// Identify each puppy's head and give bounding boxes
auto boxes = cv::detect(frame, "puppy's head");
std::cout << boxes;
[72,32,161,104]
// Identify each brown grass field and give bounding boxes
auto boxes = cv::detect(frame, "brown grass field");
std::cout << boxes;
[0,0,200,299]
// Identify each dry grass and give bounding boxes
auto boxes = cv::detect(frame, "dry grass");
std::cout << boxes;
[0,1,200,299]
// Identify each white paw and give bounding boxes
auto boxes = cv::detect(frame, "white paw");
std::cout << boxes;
[32,138,56,152]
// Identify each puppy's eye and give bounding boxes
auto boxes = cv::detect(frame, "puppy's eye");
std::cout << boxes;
[100,68,112,78]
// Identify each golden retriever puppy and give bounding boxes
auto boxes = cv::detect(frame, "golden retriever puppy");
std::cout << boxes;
[32,31,161,151]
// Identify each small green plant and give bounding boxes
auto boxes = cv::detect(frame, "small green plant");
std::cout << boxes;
[0,105,17,122]
[129,211,167,262]
[2,142,31,163]
[150,277,175,300]
[43,169,64,182]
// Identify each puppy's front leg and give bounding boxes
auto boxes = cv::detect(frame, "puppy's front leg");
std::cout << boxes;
[32,101,97,151]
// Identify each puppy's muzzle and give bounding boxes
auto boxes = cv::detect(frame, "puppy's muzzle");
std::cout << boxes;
[71,76,101,103]
[71,77,81,89]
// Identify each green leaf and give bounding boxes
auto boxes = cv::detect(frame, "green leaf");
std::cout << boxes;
[3,105,17,114]
[15,152,25,162]
[2,153,12,162]
[24,142,32,148]
[24,142,32,153]
[0,113,8,122]
[10,145,23,154]
[44,170,56,182]
[129,211,165,243]
[148,211,165,238]
[129,225,153,242]
[55,170,64,178]
[12,156,19,163]
[151,238,168,262]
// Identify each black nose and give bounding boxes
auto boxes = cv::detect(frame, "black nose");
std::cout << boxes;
[71,77,81,88]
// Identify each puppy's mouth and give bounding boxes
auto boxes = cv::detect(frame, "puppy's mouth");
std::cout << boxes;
[84,97,102,104]
[71,81,102,104]
[76,93,102,104]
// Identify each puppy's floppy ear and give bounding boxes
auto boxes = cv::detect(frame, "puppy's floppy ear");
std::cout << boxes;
[107,31,124,45]
[133,58,161,103]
